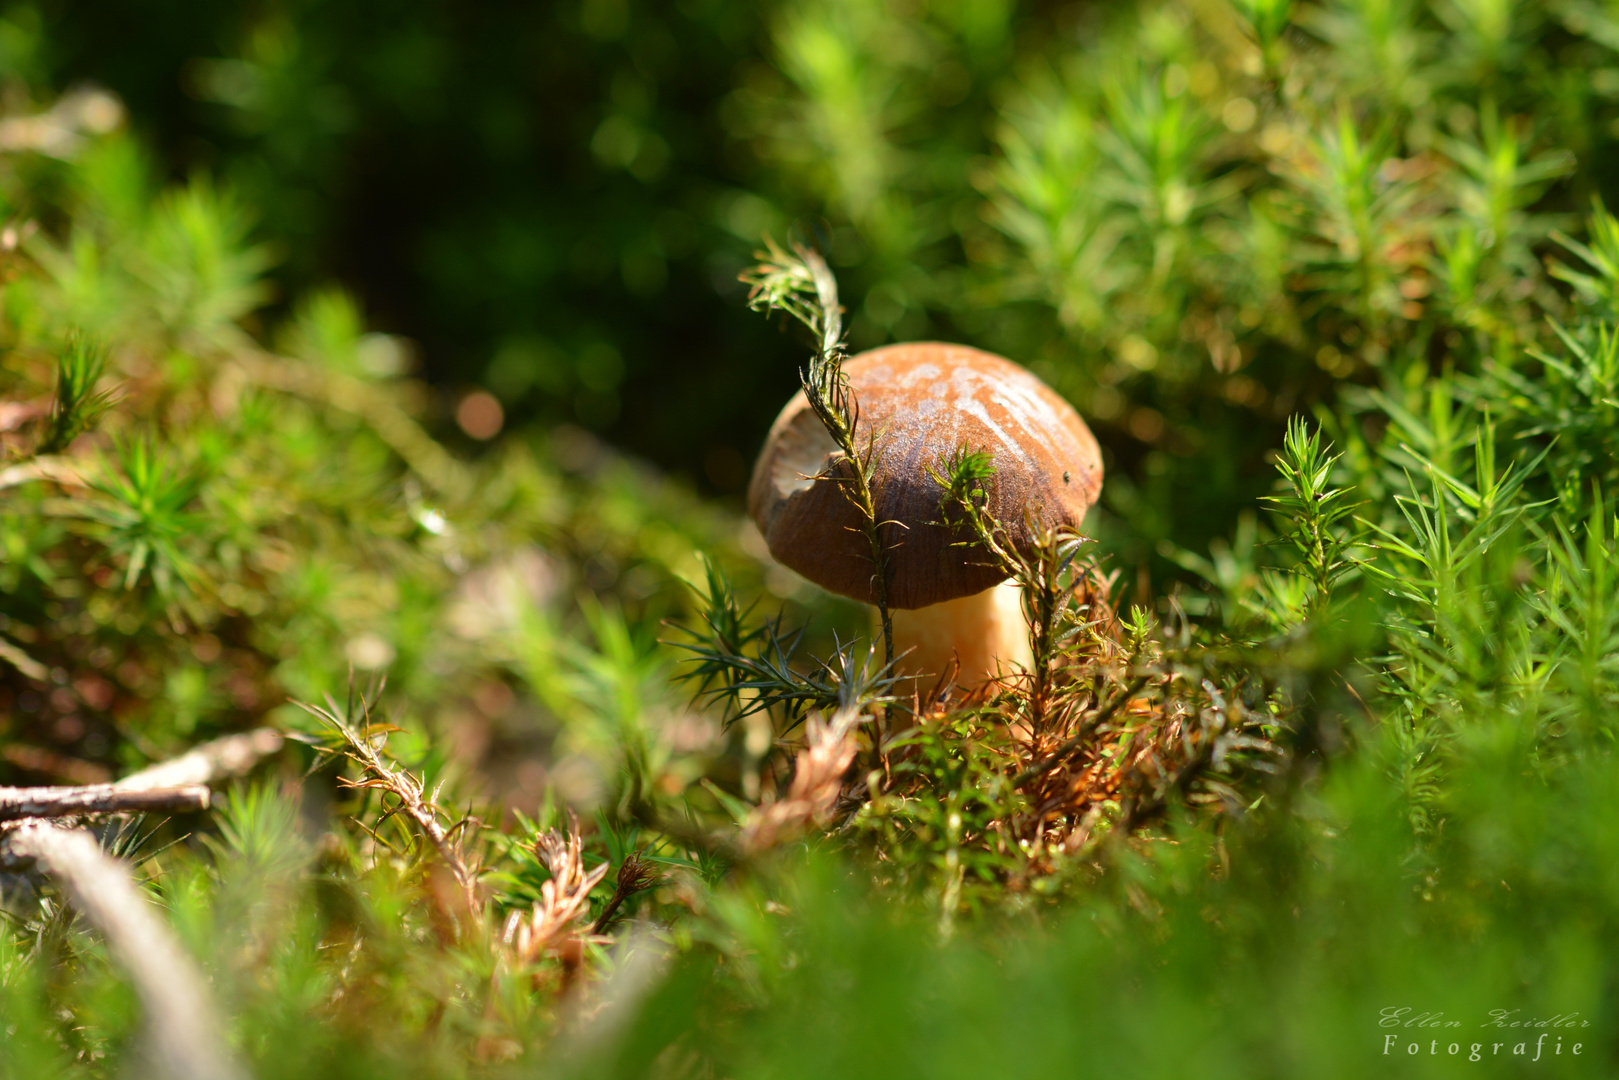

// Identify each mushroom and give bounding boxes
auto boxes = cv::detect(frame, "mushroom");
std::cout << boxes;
[748,342,1103,688]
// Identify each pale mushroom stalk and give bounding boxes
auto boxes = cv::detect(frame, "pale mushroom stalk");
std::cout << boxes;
[888,580,1033,687]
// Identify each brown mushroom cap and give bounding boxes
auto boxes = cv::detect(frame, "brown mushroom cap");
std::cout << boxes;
[748,342,1103,609]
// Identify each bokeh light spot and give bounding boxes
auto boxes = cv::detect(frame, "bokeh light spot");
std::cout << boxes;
[456,390,504,440]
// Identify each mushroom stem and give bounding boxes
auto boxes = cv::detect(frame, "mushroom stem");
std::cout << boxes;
[888,579,1031,689]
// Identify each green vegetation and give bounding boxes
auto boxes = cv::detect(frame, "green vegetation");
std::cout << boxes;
[1,0,1619,1076]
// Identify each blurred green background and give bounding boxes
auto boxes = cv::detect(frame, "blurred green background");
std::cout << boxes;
[22,0,1619,588]
[2,1,1253,579]
[31,0,804,490]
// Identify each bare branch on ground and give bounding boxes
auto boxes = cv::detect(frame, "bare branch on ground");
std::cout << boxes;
[0,783,210,822]
[8,822,248,1080]
[116,728,284,791]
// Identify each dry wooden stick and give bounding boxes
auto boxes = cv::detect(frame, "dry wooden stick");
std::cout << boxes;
[0,728,283,821]
[116,728,284,791]
[0,729,285,1077]
[8,822,247,1080]
[0,783,210,822]
[0,454,86,492]
[0,632,48,681]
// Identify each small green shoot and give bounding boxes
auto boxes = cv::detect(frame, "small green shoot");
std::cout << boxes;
[39,335,116,456]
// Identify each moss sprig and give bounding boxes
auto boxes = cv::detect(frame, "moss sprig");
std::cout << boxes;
[742,238,894,665]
